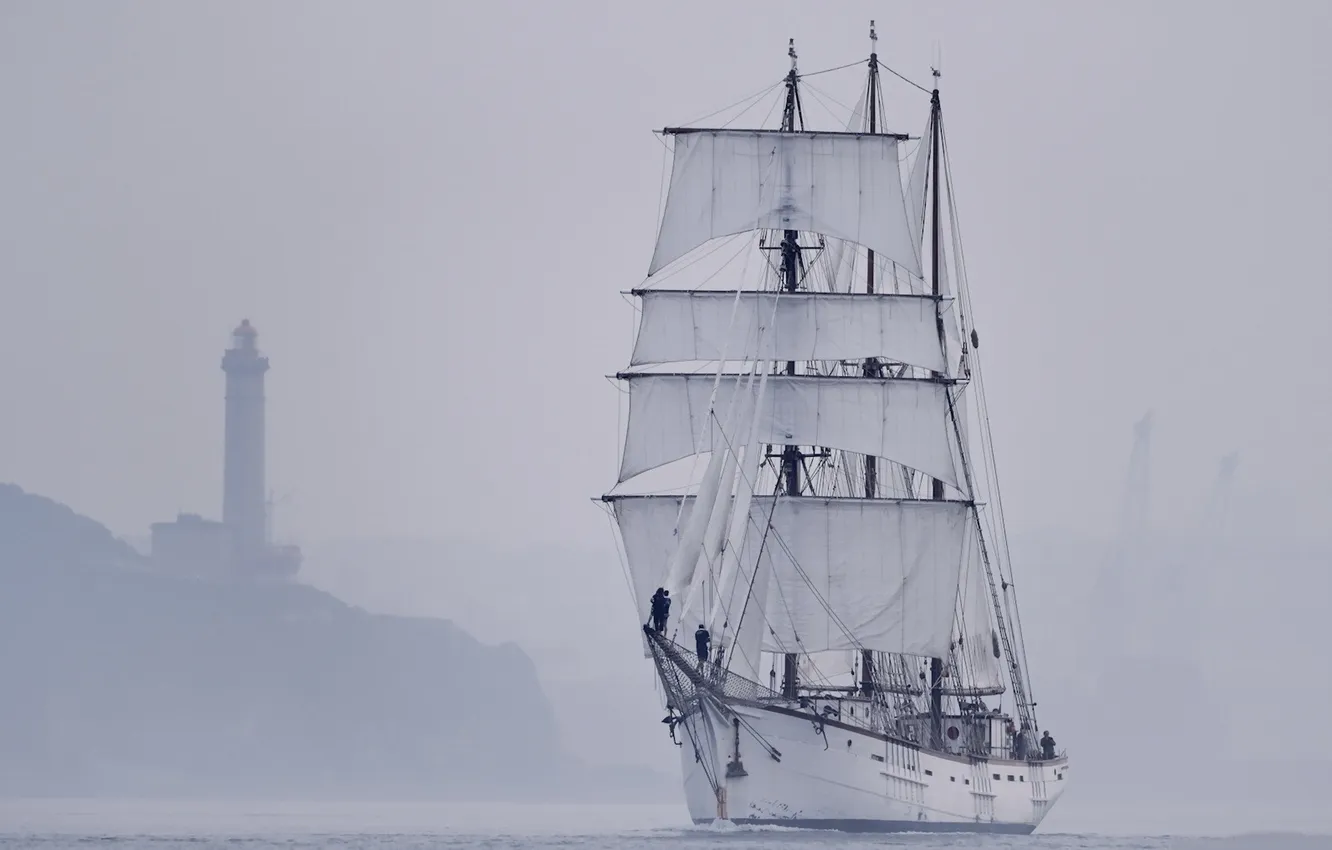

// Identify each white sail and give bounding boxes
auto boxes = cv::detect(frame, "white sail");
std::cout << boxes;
[953,522,1005,693]
[613,495,971,657]
[630,290,947,374]
[730,510,774,682]
[650,129,921,278]
[799,650,858,685]
[724,422,775,684]
[619,373,963,492]
[707,364,771,637]
[677,364,764,629]
[906,115,931,258]
[659,365,756,609]
[908,109,965,371]
[934,171,963,369]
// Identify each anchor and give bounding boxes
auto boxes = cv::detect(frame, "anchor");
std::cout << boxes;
[726,716,748,778]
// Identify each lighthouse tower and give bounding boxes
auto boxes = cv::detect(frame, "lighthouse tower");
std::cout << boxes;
[221,319,269,560]
[150,318,299,580]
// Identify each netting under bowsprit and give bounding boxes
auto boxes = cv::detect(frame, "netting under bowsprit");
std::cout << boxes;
[644,626,780,711]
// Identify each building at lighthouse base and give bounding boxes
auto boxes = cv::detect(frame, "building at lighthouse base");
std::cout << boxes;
[150,512,301,581]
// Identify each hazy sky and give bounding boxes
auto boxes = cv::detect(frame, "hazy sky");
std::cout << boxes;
[1,0,1328,552]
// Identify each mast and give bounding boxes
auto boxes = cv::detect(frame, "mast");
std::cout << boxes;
[927,71,946,748]
[860,21,881,699]
[779,38,804,700]
[928,72,1039,737]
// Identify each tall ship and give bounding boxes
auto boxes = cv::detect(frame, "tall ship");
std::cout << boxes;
[601,26,1068,833]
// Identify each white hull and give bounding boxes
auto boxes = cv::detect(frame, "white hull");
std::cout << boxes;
[676,698,1068,833]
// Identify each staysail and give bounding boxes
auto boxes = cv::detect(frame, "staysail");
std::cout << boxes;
[950,521,1005,693]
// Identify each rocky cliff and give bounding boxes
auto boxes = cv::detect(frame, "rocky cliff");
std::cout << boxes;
[0,483,606,800]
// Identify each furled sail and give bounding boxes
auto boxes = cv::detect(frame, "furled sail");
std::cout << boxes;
[618,373,964,492]
[630,290,947,374]
[724,432,775,683]
[669,363,766,625]
[659,363,764,611]
[650,129,921,278]
[612,495,971,658]
[706,365,771,637]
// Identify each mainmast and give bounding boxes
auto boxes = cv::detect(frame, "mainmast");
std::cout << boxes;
[861,21,882,497]
[859,21,882,700]
[779,38,805,701]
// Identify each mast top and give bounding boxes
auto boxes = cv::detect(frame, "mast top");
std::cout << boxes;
[869,20,878,58]
[788,38,798,73]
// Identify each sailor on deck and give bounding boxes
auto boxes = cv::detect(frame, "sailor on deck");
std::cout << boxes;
[1014,723,1031,760]
[695,624,711,664]
[1040,730,1057,760]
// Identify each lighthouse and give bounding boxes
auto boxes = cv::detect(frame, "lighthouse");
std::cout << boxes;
[221,319,269,559]
[150,319,300,580]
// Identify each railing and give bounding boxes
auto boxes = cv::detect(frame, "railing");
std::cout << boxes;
[645,628,1069,765]
[646,629,898,743]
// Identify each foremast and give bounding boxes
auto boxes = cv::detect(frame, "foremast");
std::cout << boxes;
[778,38,805,702]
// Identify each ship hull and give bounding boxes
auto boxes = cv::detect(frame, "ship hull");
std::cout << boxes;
[692,817,1035,833]
[676,698,1068,833]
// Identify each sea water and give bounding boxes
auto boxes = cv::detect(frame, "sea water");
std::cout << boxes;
[0,800,1327,849]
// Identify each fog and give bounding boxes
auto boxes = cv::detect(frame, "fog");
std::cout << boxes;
[0,0,1329,836]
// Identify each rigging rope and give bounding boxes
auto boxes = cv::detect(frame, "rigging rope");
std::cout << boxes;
[719,479,785,681]
[646,232,747,287]
[801,82,857,128]
[675,79,785,129]
[938,109,1040,729]
[877,59,932,95]
[793,80,857,126]
[798,59,865,79]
